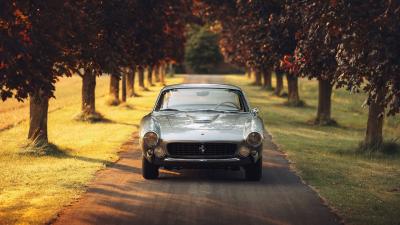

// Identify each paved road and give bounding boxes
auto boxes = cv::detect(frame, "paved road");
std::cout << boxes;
[53,75,341,225]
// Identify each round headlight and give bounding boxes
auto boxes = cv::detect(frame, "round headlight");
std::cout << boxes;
[246,132,262,147]
[143,132,158,147]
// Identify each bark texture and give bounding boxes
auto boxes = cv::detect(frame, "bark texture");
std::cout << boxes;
[28,90,49,144]
[109,75,120,105]
[82,69,96,115]
[364,87,386,147]
[315,79,334,125]
[262,69,273,90]
[286,74,301,106]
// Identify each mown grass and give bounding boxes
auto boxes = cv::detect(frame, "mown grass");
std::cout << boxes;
[0,75,183,225]
[225,75,400,225]
[0,77,111,131]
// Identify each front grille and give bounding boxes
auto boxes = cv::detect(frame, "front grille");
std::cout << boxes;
[167,143,237,158]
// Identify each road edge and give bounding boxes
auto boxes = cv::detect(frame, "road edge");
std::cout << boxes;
[45,132,140,225]
[269,135,346,225]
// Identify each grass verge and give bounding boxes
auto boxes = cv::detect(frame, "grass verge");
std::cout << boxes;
[225,75,400,225]
[0,75,183,225]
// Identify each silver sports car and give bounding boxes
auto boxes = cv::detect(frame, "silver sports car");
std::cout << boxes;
[139,83,265,181]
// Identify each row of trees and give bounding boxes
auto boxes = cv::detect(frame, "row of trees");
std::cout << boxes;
[1,0,193,147]
[196,0,399,149]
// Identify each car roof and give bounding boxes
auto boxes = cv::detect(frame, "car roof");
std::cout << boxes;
[161,83,243,91]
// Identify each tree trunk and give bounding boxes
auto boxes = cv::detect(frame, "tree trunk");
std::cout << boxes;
[147,66,154,86]
[160,63,166,85]
[167,62,175,77]
[126,67,135,97]
[28,90,49,145]
[274,70,284,96]
[81,69,96,115]
[109,75,119,105]
[246,68,251,79]
[262,68,272,90]
[315,79,333,125]
[254,69,262,86]
[154,64,160,83]
[121,72,126,102]
[138,66,146,90]
[131,68,136,94]
[286,73,301,106]
[250,68,255,80]
[364,87,386,148]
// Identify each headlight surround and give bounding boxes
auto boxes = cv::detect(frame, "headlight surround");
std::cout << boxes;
[246,132,262,147]
[143,131,159,148]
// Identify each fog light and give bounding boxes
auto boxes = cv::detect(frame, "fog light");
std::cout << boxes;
[239,146,250,157]
[154,146,166,158]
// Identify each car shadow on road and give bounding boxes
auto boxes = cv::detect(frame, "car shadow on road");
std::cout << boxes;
[153,165,302,186]
[59,159,328,225]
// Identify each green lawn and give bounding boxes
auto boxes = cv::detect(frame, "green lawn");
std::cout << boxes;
[225,75,400,225]
[0,75,183,225]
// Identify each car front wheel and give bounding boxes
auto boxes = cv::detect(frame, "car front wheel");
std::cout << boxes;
[244,158,262,181]
[142,157,159,179]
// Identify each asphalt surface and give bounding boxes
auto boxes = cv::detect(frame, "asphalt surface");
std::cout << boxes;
[53,75,341,225]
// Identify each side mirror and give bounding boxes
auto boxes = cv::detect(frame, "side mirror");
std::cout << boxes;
[251,108,259,116]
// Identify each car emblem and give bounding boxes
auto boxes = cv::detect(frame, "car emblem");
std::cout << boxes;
[199,144,206,153]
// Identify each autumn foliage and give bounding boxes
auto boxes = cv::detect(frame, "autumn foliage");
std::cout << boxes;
[1,0,192,146]
[197,0,399,148]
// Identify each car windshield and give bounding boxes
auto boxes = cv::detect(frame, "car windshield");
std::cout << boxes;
[156,88,246,112]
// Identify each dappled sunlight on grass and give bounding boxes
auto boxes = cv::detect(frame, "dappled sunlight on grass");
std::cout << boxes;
[0,76,111,131]
[0,75,183,225]
[225,75,400,225]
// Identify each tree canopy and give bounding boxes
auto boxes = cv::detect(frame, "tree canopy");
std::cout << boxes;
[1,0,193,144]
[184,25,223,73]
[1,0,399,148]
[196,0,400,147]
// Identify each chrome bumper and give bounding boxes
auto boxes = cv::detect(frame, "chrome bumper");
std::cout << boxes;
[152,156,254,168]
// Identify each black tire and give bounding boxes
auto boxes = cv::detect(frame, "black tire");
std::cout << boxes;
[142,157,159,179]
[245,158,262,181]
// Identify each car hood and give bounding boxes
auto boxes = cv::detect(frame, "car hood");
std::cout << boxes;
[152,112,252,142]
